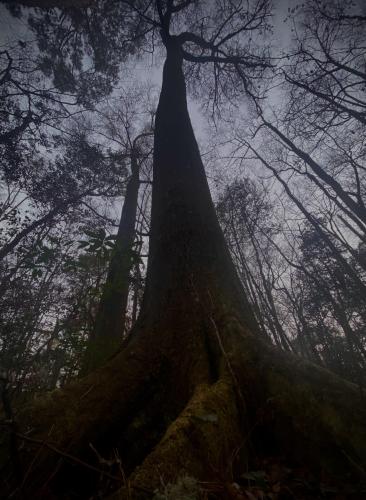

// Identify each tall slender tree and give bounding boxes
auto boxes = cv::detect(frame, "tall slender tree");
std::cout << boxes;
[84,131,152,372]
[1,2,366,499]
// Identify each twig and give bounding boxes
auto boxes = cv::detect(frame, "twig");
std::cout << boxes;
[16,433,122,483]
[79,384,94,400]
[20,425,55,489]
[208,314,247,412]
[341,449,366,477]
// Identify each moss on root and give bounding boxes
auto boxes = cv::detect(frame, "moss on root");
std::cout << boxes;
[152,475,200,500]
[224,329,366,480]
[128,377,242,495]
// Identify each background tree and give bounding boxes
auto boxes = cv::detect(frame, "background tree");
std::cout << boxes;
[216,178,292,350]
[83,95,154,372]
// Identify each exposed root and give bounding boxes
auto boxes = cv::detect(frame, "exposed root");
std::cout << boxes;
[1,330,166,498]
[2,315,366,499]
[227,328,366,479]
[112,376,242,499]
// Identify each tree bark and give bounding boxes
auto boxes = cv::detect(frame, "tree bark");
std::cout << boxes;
[1,36,366,500]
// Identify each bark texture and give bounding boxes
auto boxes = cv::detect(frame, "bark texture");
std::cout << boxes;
[1,38,366,500]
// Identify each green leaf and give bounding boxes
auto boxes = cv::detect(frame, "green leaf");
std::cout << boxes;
[83,229,98,238]
[78,240,90,248]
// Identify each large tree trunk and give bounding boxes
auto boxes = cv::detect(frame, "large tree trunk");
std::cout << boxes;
[1,38,366,500]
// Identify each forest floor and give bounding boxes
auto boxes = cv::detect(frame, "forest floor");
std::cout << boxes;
[151,454,366,500]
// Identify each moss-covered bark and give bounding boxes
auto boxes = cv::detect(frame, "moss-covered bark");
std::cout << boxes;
[1,33,366,500]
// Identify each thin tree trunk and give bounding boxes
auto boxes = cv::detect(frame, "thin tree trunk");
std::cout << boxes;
[83,153,140,372]
[263,119,366,227]
[247,142,366,295]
